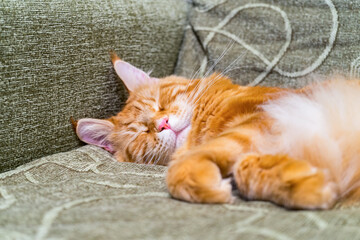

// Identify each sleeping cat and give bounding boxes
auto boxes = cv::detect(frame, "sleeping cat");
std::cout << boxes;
[75,53,360,209]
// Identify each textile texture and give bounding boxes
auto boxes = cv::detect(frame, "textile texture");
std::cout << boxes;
[1,145,360,239]
[175,0,360,88]
[0,0,188,172]
[2,1,360,239]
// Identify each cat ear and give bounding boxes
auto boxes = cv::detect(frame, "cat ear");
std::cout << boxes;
[76,118,115,153]
[110,52,158,92]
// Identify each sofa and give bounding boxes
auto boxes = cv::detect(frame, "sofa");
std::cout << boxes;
[1,0,360,239]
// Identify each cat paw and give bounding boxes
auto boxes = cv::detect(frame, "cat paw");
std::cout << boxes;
[166,156,233,204]
[234,154,339,209]
[284,168,338,209]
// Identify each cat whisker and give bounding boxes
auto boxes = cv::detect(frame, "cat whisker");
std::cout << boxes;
[222,52,247,74]
[144,138,165,164]
[192,71,232,105]
[189,53,230,101]
[153,155,162,165]
[141,146,154,164]
[154,143,169,165]
[145,150,156,165]
[147,140,163,164]
[191,75,223,106]
[179,40,238,116]
[218,55,247,78]
[190,71,225,104]
[183,39,234,97]
[203,40,235,78]
[186,66,203,91]
[184,39,235,106]
[188,37,247,106]
[221,65,251,75]
[190,52,246,105]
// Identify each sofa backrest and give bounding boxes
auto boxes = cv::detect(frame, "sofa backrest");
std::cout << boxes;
[0,0,188,172]
[175,0,360,88]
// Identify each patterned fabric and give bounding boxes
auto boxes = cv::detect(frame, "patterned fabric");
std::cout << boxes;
[176,0,360,88]
[0,0,188,172]
[1,145,360,239]
[2,1,360,239]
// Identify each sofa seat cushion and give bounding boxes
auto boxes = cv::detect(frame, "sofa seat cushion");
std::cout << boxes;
[1,145,360,239]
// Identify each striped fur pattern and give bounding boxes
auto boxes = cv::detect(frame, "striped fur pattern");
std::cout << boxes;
[76,55,360,209]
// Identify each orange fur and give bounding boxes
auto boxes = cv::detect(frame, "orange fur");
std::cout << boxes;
[75,55,360,209]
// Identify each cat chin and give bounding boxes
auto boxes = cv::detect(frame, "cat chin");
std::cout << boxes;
[158,130,177,150]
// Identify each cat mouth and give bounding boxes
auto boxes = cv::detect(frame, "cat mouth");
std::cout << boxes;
[159,121,191,150]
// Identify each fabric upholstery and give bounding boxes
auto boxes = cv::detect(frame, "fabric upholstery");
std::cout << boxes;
[0,0,188,172]
[1,145,360,239]
[2,1,360,239]
[175,0,360,88]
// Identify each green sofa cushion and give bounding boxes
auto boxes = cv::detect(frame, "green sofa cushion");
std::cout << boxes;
[0,0,188,172]
[175,0,360,88]
[1,145,360,239]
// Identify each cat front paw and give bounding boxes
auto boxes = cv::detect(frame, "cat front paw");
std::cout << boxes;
[166,154,233,204]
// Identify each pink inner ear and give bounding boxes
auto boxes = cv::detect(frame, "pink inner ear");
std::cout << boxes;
[113,59,158,92]
[76,118,115,153]
[81,132,114,153]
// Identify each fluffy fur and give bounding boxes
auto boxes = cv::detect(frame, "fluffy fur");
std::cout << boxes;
[75,54,360,209]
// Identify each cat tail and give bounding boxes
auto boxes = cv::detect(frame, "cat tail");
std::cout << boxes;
[257,79,360,198]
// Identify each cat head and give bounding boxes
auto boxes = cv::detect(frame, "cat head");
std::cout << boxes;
[75,53,194,165]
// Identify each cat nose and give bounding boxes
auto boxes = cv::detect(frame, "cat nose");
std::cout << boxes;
[158,117,171,132]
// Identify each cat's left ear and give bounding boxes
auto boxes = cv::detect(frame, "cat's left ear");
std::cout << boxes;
[111,52,159,92]
[75,118,115,153]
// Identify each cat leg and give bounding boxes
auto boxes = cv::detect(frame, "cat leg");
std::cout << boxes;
[166,131,250,203]
[234,154,339,209]
[166,154,233,203]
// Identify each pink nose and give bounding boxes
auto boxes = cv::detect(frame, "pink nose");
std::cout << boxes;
[158,117,171,131]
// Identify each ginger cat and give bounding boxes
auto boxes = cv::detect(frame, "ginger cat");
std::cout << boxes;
[75,53,360,209]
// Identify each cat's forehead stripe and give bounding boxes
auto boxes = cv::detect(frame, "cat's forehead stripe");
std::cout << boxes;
[141,99,159,111]
[158,84,189,104]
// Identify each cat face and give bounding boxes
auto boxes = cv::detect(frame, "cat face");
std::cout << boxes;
[76,54,193,165]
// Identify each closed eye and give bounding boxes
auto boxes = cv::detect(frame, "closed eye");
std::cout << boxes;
[128,123,149,133]
[127,123,139,132]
